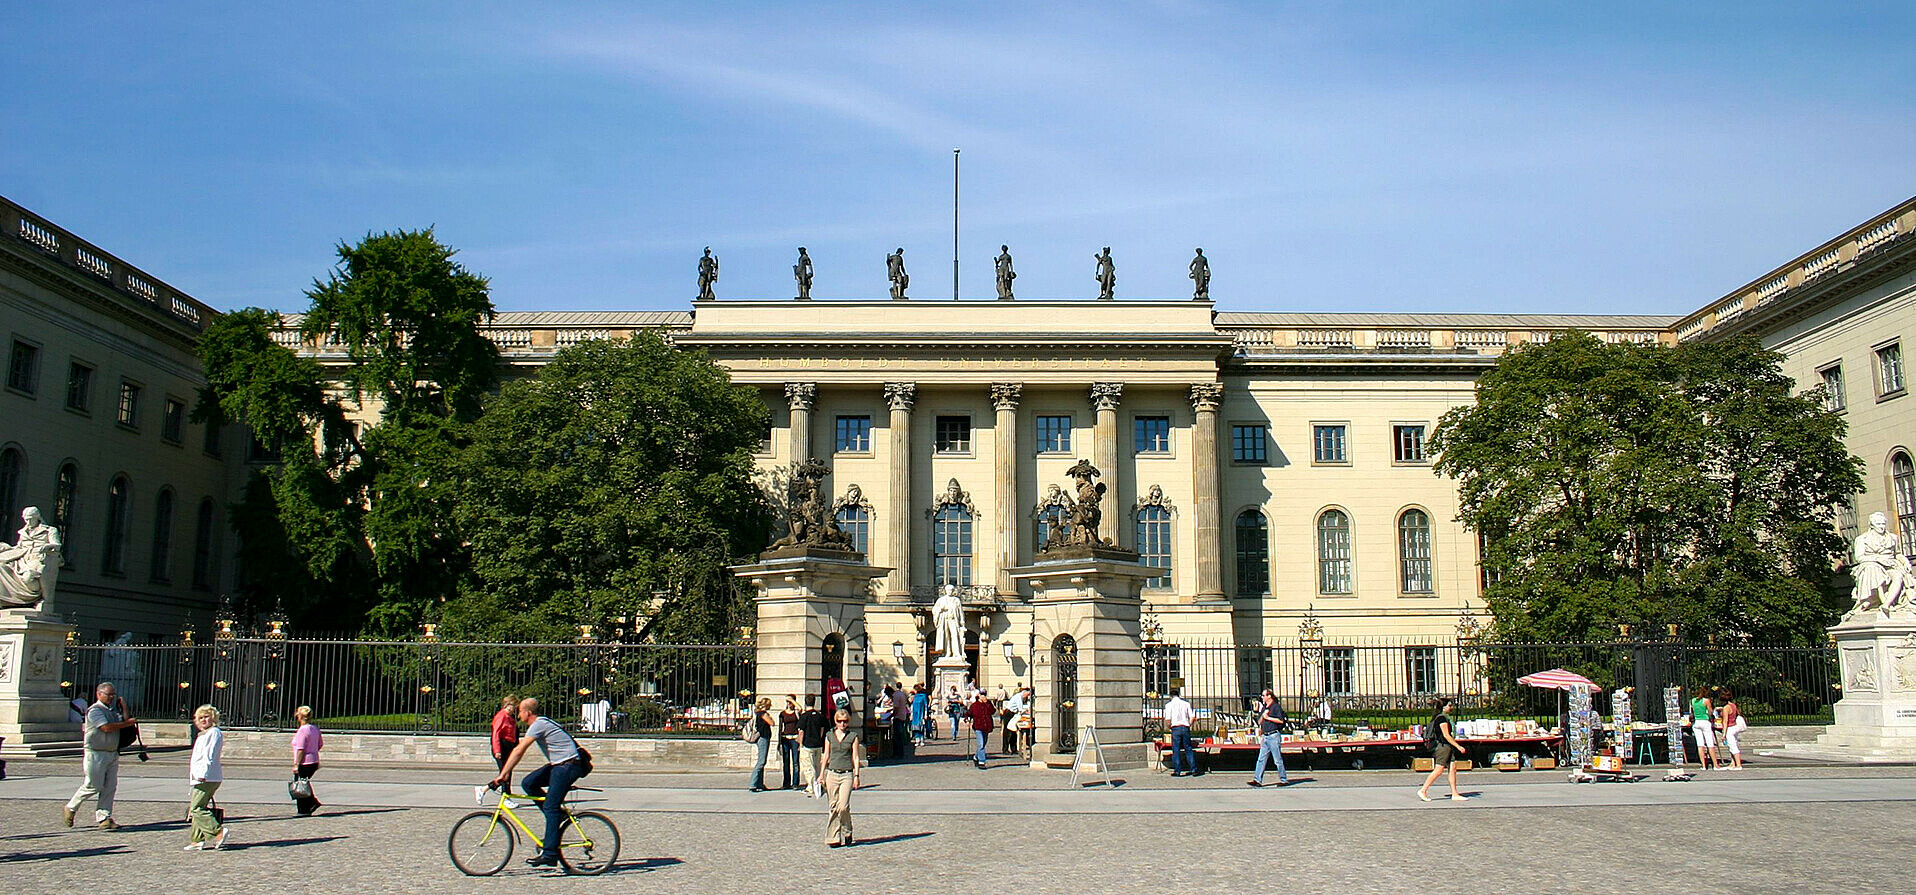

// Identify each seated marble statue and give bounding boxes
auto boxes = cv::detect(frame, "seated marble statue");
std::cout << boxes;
[1851,512,1911,617]
[0,506,62,608]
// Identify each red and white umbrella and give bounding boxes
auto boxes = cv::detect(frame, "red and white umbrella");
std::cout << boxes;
[1517,668,1596,691]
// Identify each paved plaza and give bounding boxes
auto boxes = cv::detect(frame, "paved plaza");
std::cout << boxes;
[2,746,1912,894]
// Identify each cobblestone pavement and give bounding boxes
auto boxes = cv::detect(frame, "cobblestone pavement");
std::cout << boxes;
[4,751,1911,894]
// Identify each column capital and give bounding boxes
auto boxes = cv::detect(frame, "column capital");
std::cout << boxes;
[990,382,1023,411]
[784,382,818,411]
[883,382,917,412]
[1188,382,1224,412]
[1089,382,1124,411]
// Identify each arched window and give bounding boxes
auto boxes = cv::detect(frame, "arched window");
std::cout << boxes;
[1136,505,1172,588]
[1316,509,1352,594]
[834,505,870,556]
[192,498,217,590]
[1895,451,1916,559]
[149,488,175,583]
[0,445,22,539]
[1398,508,1433,593]
[1234,509,1269,597]
[932,505,973,585]
[102,475,131,575]
[53,462,78,568]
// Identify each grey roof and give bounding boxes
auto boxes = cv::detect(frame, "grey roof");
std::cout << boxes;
[1214,312,1679,328]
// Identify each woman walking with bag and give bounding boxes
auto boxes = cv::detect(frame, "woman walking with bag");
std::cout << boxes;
[823,708,866,848]
[1416,698,1467,802]
[184,705,230,850]
[747,697,773,792]
[289,705,322,816]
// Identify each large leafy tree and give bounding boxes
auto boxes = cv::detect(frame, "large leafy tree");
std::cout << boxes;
[1430,332,1862,645]
[440,333,773,643]
[196,229,496,633]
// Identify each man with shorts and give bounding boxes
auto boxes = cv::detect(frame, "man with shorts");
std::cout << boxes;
[492,698,585,869]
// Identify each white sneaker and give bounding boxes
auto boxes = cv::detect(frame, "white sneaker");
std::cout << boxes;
[183,842,206,851]
[210,828,230,850]
[474,785,489,805]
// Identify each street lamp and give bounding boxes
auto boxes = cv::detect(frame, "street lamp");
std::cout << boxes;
[1002,640,1015,660]
[892,641,906,661]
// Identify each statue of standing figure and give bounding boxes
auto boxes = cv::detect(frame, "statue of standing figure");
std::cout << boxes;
[1850,511,1913,617]
[887,248,909,300]
[1094,247,1115,300]
[697,247,720,301]
[994,245,1016,300]
[1063,459,1111,546]
[0,506,62,608]
[931,583,965,657]
[793,247,814,300]
[1189,248,1210,300]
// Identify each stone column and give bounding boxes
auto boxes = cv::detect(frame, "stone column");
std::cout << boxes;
[784,382,817,464]
[1090,382,1124,546]
[1189,383,1226,603]
[883,382,917,600]
[991,383,1023,593]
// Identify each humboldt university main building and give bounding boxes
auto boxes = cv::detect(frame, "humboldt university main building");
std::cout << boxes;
[5,193,1915,696]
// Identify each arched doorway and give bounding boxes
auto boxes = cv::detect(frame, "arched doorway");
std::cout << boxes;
[821,633,846,710]
[1053,634,1078,752]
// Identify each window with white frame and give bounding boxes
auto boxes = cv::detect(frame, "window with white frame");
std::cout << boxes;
[1136,505,1172,588]
[1134,415,1171,454]
[1398,508,1433,593]
[934,415,971,454]
[835,415,872,453]
[1820,364,1846,412]
[1895,452,1916,559]
[1879,342,1906,396]
[835,505,870,556]
[1393,424,1427,463]
[1312,424,1347,463]
[932,504,973,584]
[1405,647,1438,695]
[1322,648,1355,697]
[1035,414,1072,454]
[1316,509,1352,594]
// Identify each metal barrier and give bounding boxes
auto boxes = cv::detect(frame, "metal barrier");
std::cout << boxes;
[62,635,757,736]
[1144,638,1836,735]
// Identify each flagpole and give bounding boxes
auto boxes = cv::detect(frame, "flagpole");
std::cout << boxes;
[952,148,960,301]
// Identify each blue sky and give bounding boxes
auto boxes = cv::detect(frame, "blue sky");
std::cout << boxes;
[4,2,1913,315]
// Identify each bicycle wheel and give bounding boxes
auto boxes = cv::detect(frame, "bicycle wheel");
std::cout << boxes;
[448,810,515,876]
[557,811,620,875]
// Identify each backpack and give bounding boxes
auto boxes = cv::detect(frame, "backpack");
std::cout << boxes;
[741,713,762,743]
[574,743,594,777]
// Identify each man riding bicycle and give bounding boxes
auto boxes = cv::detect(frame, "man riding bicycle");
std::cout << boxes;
[491,698,585,869]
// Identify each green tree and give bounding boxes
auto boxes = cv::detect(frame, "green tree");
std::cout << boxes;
[441,332,773,643]
[1429,332,1862,645]
[196,230,496,633]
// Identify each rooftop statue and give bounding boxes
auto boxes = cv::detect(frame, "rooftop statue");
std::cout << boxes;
[887,247,909,300]
[697,246,720,301]
[0,506,62,608]
[793,247,814,301]
[995,245,1016,300]
[1094,247,1116,300]
[1189,248,1210,300]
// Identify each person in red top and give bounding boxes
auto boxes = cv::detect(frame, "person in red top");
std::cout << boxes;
[490,693,520,793]
[967,692,996,769]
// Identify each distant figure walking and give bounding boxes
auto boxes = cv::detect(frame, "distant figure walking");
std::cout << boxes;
[1247,689,1289,787]
[290,705,322,816]
[797,694,828,798]
[968,691,996,768]
[63,681,137,830]
[184,704,230,850]
[823,709,867,848]
[1417,698,1466,802]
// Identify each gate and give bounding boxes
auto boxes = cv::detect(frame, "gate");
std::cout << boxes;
[1053,635,1078,752]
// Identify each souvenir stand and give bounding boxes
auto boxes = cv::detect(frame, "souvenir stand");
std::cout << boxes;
[1662,686,1693,781]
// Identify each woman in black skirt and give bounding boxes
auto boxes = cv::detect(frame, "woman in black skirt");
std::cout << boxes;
[1417,697,1467,802]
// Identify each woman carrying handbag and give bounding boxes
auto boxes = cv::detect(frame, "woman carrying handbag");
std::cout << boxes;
[289,705,322,815]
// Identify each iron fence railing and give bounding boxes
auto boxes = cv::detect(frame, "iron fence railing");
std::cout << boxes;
[62,636,757,736]
[1143,639,1836,735]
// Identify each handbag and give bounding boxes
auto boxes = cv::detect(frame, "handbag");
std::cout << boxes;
[290,775,314,800]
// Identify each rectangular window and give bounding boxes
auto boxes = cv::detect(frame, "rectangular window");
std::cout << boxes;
[1144,644,1182,697]
[1878,342,1905,396]
[1035,414,1073,454]
[1405,647,1438,696]
[66,362,93,412]
[1134,415,1171,454]
[1312,424,1347,463]
[116,380,141,427]
[1820,364,1846,412]
[934,415,971,454]
[1231,423,1268,464]
[1322,648,1355,697]
[1393,424,1427,463]
[202,420,222,457]
[248,433,281,463]
[835,415,872,453]
[162,398,186,444]
[756,419,773,454]
[6,340,39,394]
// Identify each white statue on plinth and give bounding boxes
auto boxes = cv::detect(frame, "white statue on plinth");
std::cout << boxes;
[931,583,966,658]
[1850,512,1912,618]
[0,506,62,609]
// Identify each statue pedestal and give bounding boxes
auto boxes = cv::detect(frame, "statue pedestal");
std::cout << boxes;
[0,608,79,757]
[734,548,889,719]
[1778,614,1916,762]
[1009,548,1156,769]
[931,655,971,708]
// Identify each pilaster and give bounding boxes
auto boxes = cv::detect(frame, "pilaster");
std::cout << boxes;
[1189,383,1226,603]
[1089,382,1123,547]
[883,382,917,600]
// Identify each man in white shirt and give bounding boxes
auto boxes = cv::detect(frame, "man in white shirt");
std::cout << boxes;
[1164,689,1198,777]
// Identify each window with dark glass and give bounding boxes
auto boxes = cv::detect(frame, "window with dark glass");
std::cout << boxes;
[53,462,77,568]
[1234,509,1269,596]
[1895,451,1916,559]
[1035,503,1070,550]
[1136,505,1172,588]
[1144,644,1182,696]
[162,399,186,444]
[1820,365,1846,412]
[102,475,131,575]
[116,381,141,427]
[1035,415,1072,454]
[202,419,222,457]
[192,498,216,589]
[1312,424,1347,463]
[0,447,21,531]
[1317,509,1352,594]
[834,415,872,453]
[149,488,174,583]
[1322,648,1355,696]
[66,362,93,412]
[1393,424,1427,463]
[932,504,973,584]
[1231,424,1268,464]
[6,340,39,394]
[248,434,281,463]
[834,505,870,556]
[1405,647,1438,695]
[934,416,971,454]
[1134,415,1171,454]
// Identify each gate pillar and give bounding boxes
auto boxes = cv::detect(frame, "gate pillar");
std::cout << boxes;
[0,607,79,756]
[1010,546,1155,769]
[734,547,890,719]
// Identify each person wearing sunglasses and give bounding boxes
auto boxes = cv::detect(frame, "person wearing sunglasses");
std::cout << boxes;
[822,709,867,848]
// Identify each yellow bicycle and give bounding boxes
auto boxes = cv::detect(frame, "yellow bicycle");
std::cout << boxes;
[448,783,620,876]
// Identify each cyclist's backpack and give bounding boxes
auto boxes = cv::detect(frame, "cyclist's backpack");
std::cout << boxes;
[574,743,594,778]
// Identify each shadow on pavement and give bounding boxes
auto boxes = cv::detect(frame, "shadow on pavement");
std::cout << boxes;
[0,844,131,862]
[227,835,348,850]
[848,831,934,847]
[614,857,686,873]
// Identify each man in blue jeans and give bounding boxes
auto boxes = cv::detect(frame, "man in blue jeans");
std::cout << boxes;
[492,698,585,869]
[1247,689,1290,787]
[1163,688,1197,777]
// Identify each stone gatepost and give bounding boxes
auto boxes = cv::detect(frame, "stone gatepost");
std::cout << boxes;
[1009,545,1155,769]
[0,608,79,756]
[734,547,888,719]
[1811,615,1916,757]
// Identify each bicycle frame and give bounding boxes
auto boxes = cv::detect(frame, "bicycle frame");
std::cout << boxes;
[473,787,604,854]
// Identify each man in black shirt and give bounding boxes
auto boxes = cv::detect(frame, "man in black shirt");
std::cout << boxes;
[796,694,829,798]
[1248,689,1290,787]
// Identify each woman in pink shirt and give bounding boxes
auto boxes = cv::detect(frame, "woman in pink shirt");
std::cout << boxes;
[290,705,322,816]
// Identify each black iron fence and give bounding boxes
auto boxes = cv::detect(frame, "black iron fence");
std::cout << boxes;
[1144,638,1836,735]
[62,635,757,736]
